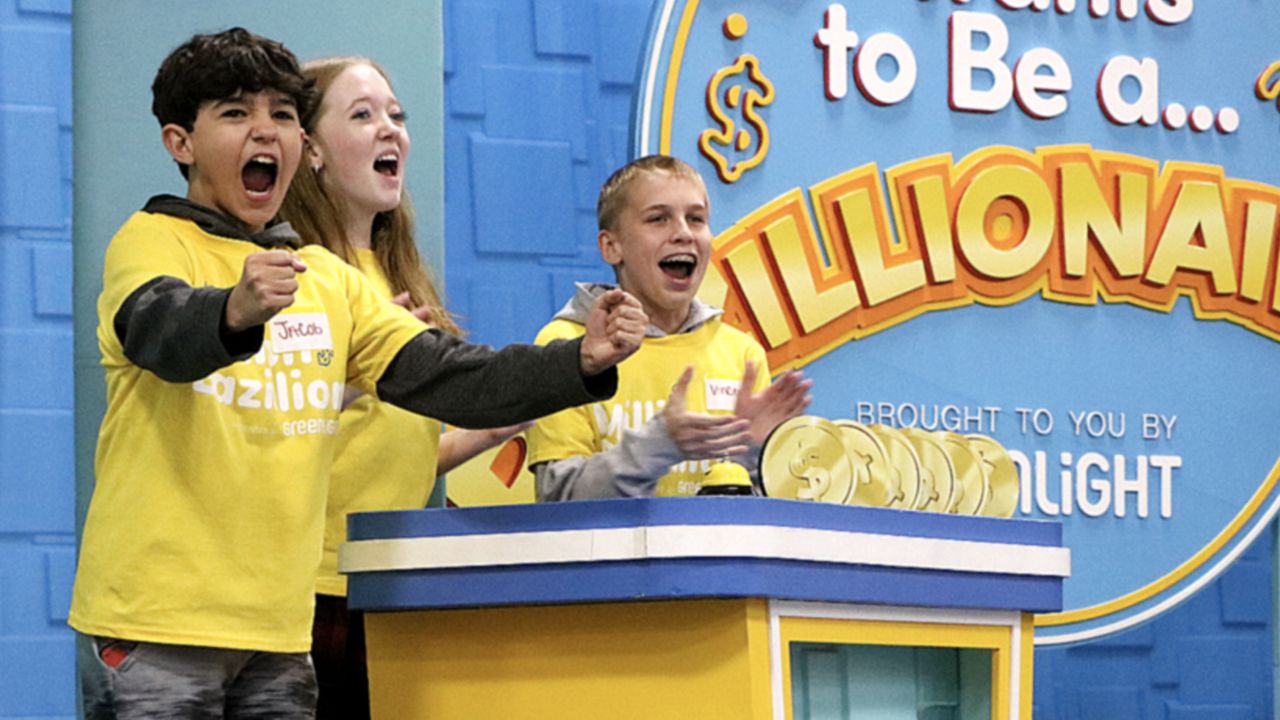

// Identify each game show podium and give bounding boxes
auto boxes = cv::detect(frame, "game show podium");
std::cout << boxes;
[342,498,1068,720]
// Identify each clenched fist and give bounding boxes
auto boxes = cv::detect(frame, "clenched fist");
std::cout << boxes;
[579,289,647,376]
[224,250,308,331]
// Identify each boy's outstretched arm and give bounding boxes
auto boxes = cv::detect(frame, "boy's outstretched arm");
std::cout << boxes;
[375,330,620,430]
[375,289,644,430]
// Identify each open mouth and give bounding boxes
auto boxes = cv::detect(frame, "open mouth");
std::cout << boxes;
[374,153,400,177]
[658,253,698,280]
[241,156,278,195]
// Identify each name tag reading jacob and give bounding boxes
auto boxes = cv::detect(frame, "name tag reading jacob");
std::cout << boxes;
[269,313,333,353]
[704,378,740,412]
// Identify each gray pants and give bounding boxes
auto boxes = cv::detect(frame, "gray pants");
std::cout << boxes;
[79,634,318,719]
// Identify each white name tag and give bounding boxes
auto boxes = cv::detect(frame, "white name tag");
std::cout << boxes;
[268,313,333,353]
[704,378,740,412]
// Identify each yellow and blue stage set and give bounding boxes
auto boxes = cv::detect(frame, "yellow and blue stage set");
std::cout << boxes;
[341,498,1068,719]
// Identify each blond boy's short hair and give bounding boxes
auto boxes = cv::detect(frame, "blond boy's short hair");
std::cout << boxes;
[596,155,707,231]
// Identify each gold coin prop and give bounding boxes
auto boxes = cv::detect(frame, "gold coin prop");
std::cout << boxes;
[760,416,854,503]
[940,432,988,515]
[867,424,923,509]
[833,421,896,507]
[758,416,1020,518]
[965,434,1020,518]
[901,428,956,513]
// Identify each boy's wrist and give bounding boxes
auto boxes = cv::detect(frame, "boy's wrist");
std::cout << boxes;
[217,289,264,357]
[222,287,246,332]
[578,340,603,376]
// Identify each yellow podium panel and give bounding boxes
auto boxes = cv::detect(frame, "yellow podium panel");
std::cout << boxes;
[366,598,773,720]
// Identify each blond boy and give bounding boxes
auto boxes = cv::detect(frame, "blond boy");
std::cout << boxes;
[528,155,809,500]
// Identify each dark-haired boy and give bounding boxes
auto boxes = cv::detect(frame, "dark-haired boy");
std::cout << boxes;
[70,27,644,717]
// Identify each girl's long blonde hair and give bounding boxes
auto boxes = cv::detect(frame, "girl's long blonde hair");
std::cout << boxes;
[281,56,460,335]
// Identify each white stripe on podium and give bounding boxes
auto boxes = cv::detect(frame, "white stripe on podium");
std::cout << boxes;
[340,524,1070,578]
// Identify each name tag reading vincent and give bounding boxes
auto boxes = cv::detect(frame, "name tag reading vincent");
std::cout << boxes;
[704,378,740,412]
[268,313,334,353]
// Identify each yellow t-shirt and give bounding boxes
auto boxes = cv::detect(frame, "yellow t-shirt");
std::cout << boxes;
[70,211,426,653]
[315,248,442,597]
[526,316,768,496]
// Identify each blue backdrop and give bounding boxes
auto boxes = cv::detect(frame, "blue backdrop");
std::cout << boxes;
[0,1,1271,718]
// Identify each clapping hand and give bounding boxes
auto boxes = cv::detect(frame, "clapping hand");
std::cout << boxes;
[662,365,752,459]
[732,361,811,447]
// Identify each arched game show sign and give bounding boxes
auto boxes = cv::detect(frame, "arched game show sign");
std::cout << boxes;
[634,0,1280,645]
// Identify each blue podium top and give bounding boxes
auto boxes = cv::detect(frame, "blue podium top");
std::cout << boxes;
[344,498,1068,613]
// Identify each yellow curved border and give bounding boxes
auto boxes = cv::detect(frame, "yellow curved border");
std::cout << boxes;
[1037,456,1280,627]
[659,0,701,155]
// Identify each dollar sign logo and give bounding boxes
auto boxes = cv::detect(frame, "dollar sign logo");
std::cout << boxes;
[788,444,829,501]
[699,54,775,184]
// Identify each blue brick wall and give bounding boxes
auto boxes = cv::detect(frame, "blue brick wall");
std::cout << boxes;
[1034,528,1276,719]
[442,0,651,348]
[0,0,76,717]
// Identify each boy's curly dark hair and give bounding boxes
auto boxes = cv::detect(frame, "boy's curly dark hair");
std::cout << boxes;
[151,27,315,134]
